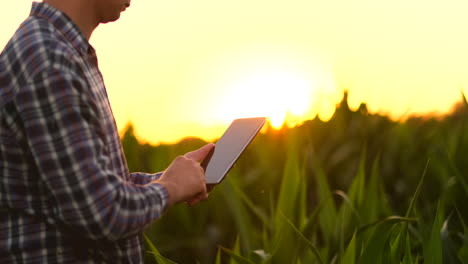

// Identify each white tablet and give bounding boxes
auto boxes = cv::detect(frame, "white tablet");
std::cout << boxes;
[201,117,266,188]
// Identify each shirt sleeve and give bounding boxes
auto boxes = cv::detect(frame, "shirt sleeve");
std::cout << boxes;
[15,67,169,241]
[129,172,163,185]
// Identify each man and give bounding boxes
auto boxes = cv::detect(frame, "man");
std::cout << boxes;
[0,0,214,262]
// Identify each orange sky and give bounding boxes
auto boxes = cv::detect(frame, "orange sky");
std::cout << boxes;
[2,0,468,144]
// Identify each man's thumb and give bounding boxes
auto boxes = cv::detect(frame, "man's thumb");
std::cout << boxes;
[185,143,215,163]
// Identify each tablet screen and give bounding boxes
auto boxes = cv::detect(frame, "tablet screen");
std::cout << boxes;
[203,117,266,185]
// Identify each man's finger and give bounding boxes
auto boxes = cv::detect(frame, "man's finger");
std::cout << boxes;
[187,192,209,206]
[185,143,215,163]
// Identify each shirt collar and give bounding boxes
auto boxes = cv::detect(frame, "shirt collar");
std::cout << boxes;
[30,2,92,55]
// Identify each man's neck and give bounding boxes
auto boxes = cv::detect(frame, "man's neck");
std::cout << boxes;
[43,0,99,41]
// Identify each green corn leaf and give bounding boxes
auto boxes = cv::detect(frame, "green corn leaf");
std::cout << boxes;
[334,190,361,226]
[406,160,430,218]
[402,233,414,264]
[455,207,468,263]
[220,246,256,264]
[299,159,308,229]
[233,237,241,255]
[222,177,255,253]
[260,241,277,264]
[249,249,270,263]
[347,150,367,209]
[359,216,417,263]
[279,210,324,264]
[230,178,271,230]
[441,212,460,264]
[356,216,417,237]
[445,148,468,198]
[300,202,322,238]
[393,160,429,262]
[423,202,444,264]
[271,147,303,263]
[215,249,222,264]
[261,226,270,256]
[274,148,301,229]
[361,155,391,224]
[458,246,468,264]
[455,207,468,234]
[334,190,360,257]
[341,231,357,264]
[337,151,367,253]
[311,152,337,245]
[144,234,178,264]
[359,222,395,263]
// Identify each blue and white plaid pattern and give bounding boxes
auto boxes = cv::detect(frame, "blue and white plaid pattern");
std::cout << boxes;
[0,2,168,263]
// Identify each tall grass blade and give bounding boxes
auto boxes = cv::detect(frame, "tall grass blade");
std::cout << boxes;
[356,216,417,236]
[220,246,256,264]
[250,250,270,263]
[393,160,430,262]
[279,211,324,264]
[310,150,337,246]
[456,207,468,234]
[361,155,391,224]
[271,145,302,263]
[230,179,271,230]
[215,249,222,264]
[334,190,360,258]
[347,150,366,208]
[423,202,444,264]
[402,233,414,264]
[222,177,255,253]
[229,237,242,264]
[274,147,301,228]
[300,201,322,238]
[298,159,308,229]
[405,160,430,218]
[341,231,357,264]
[359,221,396,263]
[334,190,361,225]
[440,212,461,264]
[459,248,468,264]
[144,234,178,264]
[358,216,417,263]
[445,148,468,197]
[338,151,366,253]
[455,208,468,263]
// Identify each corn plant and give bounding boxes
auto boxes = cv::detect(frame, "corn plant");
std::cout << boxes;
[123,92,468,263]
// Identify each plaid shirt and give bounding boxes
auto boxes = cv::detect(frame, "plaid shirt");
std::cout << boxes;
[0,2,169,263]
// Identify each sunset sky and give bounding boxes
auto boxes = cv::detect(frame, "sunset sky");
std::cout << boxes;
[2,0,468,144]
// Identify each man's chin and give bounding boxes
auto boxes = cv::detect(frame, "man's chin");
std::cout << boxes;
[101,13,122,24]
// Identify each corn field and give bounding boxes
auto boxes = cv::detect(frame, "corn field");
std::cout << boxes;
[122,92,468,264]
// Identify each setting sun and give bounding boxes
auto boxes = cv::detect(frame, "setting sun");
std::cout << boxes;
[216,67,314,128]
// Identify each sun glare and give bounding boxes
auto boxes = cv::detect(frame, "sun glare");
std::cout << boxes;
[269,114,286,129]
[217,67,314,128]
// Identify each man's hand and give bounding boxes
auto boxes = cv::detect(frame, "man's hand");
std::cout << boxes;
[154,143,215,206]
